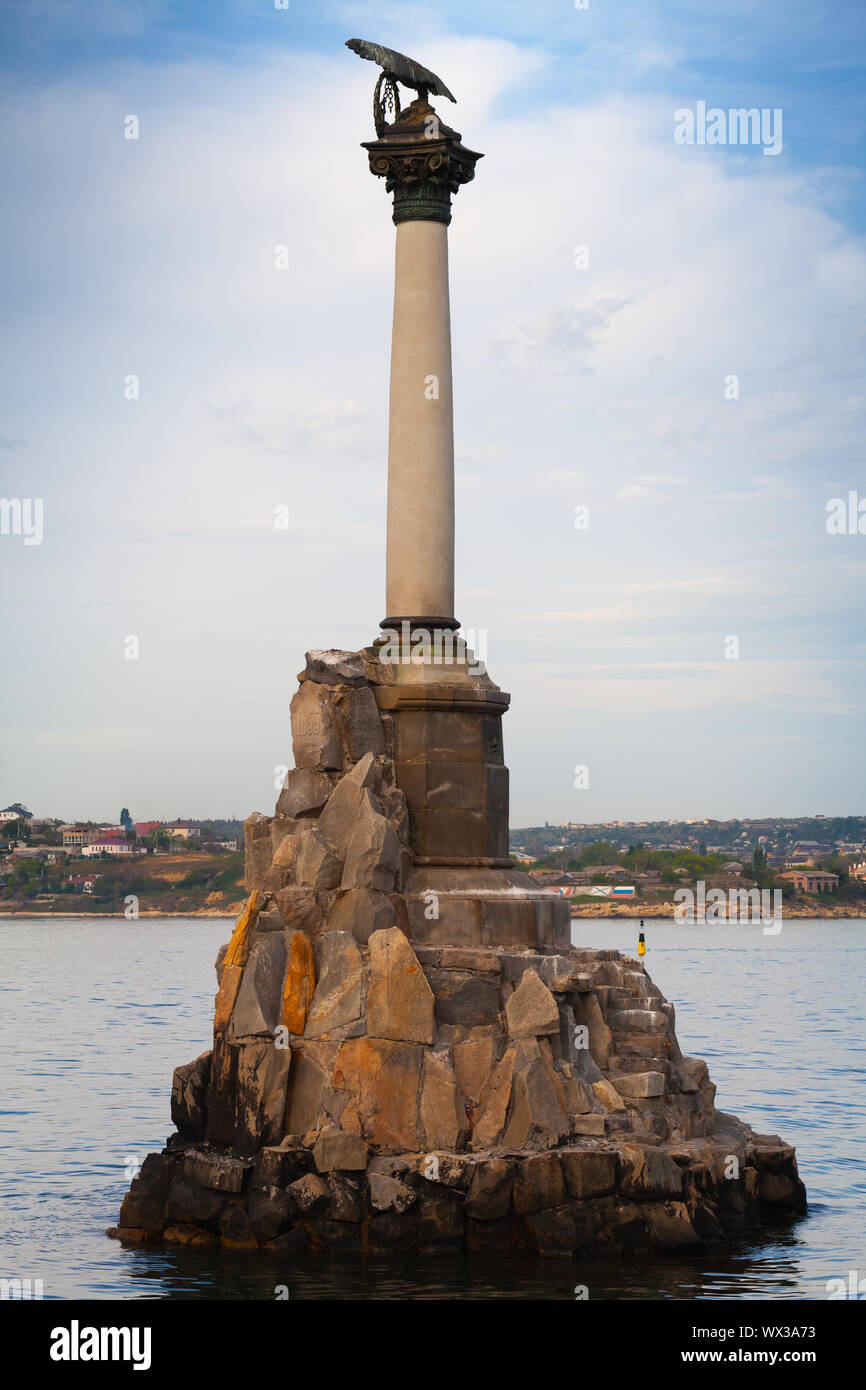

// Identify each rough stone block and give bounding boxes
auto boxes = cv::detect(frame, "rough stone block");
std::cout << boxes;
[325,887,396,945]
[213,964,243,1035]
[470,1048,516,1151]
[501,1051,571,1152]
[312,1125,368,1173]
[204,1037,238,1146]
[273,886,323,935]
[335,686,386,761]
[560,1149,617,1199]
[420,1050,466,1150]
[184,1151,251,1194]
[244,818,273,891]
[642,1200,700,1248]
[617,1144,683,1199]
[332,1037,424,1151]
[272,834,299,870]
[513,1152,567,1214]
[294,827,343,891]
[317,752,379,857]
[171,1051,212,1141]
[230,933,287,1039]
[453,1034,503,1108]
[304,931,364,1039]
[341,792,401,892]
[118,1153,179,1231]
[327,1173,365,1222]
[248,1185,296,1243]
[235,1039,292,1153]
[569,1113,606,1137]
[290,681,343,770]
[250,1145,307,1190]
[367,927,435,1043]
[518,1204,579,1255]
[288,1172,328,1215]
[304,649,367,687]
[368,1172,417,1214]
[612,1071,666,1100]
[572,992,614,1070]
[277,768,338,818]
[418,1192,464,1248]
[505,969,560,1039]
[593,1078,626,1113]
[465,1158,515,1221]
[165,1177,230,1232]
[425,967,501,1029]
[284,1042,336,1136]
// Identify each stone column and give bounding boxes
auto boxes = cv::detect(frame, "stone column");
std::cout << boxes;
[362,98,481,632]
[385,218,455,626]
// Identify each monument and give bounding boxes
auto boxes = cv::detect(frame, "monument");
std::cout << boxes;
[110,42,805,1256]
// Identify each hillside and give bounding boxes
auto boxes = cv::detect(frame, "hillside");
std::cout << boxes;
[0,851,245,917]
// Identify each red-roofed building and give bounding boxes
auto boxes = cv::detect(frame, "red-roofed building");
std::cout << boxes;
[67,874,99,893]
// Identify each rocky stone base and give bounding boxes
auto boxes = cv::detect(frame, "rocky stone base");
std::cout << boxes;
[108,1117,805,1256]
[109,931,806,1256]
[109,647,806,1257]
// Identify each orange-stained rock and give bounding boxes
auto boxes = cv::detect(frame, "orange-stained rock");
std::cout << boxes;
[214,964,243,1035]
[224,890,263,969]
[281,930,316,1035]
[332,1037,423,1151]
[367,927,434,1043]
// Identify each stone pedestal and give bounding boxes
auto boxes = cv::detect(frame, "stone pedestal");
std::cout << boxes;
[110,647,806,1257]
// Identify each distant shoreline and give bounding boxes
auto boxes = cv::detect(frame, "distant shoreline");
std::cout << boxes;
[2,906,864,923]
[567,900,865,920]
[0,910,236,920]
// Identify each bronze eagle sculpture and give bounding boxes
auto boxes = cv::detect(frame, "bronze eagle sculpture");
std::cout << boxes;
[346,38,456,136]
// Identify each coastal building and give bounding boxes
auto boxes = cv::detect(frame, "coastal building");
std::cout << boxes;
[67,874,99,893]
[61,825,96,849]
[134,821,163,839]
[96,826,129,843]
[81,840,135,858]
[780,870,839,894]
[165,821,201,839]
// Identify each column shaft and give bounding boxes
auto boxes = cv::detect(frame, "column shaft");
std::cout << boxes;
[384,220,455,626]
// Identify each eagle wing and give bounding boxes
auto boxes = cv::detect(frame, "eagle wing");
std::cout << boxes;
[345,38,456,102]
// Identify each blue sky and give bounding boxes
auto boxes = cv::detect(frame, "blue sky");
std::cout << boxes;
[1,0,864,825]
